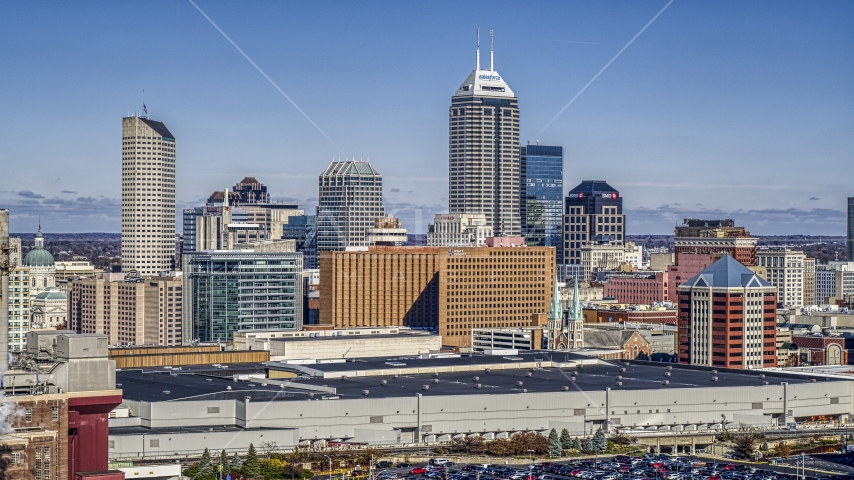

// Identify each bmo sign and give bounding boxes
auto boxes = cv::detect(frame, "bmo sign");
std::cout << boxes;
[569,192,618,199]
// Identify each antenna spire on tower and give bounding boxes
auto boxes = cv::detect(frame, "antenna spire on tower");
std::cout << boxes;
[476,28,481,70]
[490,30,494,71]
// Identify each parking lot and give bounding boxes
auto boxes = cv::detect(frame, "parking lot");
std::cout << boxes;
[357,454,841,480]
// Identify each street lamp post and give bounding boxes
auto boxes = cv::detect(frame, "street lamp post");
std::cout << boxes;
[324,455,332,480]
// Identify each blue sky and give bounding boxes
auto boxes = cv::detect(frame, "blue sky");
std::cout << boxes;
[1,1,852,235]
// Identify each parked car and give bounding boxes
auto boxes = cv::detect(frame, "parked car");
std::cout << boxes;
[410,467,427,475]
[377,461,394,469]
[397,463,411,468]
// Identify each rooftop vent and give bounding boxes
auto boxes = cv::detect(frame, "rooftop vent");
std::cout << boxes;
[432,372,439,377]
[380,380,387,386]
[525,372,532,377]
[759,374,765,379]
[163,390,170,394]
[810,379,817,383]
[475,384,482,389]
[515,381,523,387]
[362,390,370,396]
[661,380,669,386]
[615,381,623,387]
[666,366,673,371]
[619,368,626,373]
[562,386,569,391]
[341,375,347,380]
[711,370,718,375]
[226,386,232,390]
[206,378,213,382]
[521,389,528,393]
[763,381,769,385]
[431,379,439,384]
[711,377,718,382]
[616,376,623,381]
[472,376,480,382]
[422,385,430,390]
[664,372,671,377]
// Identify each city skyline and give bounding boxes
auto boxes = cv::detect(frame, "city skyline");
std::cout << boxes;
[1,1,852,235]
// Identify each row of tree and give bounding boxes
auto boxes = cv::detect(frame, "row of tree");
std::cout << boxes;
[440,428,618,457]
[185,445,259,480]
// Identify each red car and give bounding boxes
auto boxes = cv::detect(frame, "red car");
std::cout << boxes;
[410,467,427,475]
[724,464,736,471]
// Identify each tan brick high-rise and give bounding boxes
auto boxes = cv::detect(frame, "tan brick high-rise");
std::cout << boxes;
[320,246,555,347]
[121,116,177,275]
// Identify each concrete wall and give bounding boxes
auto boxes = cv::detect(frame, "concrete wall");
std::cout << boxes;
[110,428,298,458]
[265,335,442,360]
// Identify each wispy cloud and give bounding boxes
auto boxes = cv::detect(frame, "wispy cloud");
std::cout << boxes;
[18,190,45,199]
[390,188,401,193]
[809,197,820,201]
[61,190,77,195]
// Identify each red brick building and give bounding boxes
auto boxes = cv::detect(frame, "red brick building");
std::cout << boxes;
[604,271,669,304]
[583,307,678,326]
[793,335,847,366]
[0,391,122,480]
[677,256,777,369]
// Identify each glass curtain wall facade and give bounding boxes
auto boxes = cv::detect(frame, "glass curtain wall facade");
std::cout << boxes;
[520,145,563,260]
[316,160,384,251]
[185,251,303,343]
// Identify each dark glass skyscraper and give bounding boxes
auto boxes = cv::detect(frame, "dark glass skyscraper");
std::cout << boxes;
[563,180,625,265]
[520,145,563,260]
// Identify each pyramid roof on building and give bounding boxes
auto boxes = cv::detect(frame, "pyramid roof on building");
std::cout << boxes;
[238,177,261,185]
[321,160,381,177]
[568,180,619,197]
[454,68,515,98]
[682,255,772,289]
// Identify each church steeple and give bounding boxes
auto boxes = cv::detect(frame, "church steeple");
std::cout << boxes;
[568,274,583,322]
[548,273,562,321]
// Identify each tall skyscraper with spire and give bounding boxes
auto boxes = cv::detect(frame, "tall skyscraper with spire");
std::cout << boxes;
[449,30,521,237]
[121,115,177,275]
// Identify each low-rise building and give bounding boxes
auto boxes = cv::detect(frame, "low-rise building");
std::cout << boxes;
[31,287,67,330]
[757,249,806,308]
[583,307,678,326]
[603,271,669,304]
[792,334,847,366]
[471,327,544,352]
[259,333,441,361]
[582,329,651,359]
[55,260,98,291]
[580,242,625,281]
[68,273,183,346]
[427,213,492,247]
[366,215,408,246]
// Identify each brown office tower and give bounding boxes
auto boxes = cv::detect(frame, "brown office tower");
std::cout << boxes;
[673,219,757,266]
[320,246,555,347]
